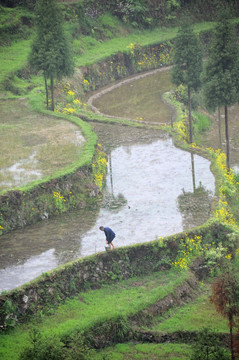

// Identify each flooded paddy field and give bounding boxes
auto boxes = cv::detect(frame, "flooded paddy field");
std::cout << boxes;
[0,69,217,293]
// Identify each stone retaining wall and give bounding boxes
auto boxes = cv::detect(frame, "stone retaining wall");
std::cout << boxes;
[0,221,234,331]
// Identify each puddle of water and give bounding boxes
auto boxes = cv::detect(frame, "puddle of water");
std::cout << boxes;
[0,98,86,192]
[0,151,42,189]
[71,130,85,145]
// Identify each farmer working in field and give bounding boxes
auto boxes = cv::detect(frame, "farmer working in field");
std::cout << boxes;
[99,226,116,250]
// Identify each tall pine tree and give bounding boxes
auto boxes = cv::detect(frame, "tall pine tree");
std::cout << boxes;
[29,0,74,111]
[203,15,239,170]
[171,23,202,143]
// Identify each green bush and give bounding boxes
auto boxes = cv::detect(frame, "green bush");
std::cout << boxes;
[0,0,36,10]
[0,5,33,45]
[85,315,131,348]
[60,334,94,360]
[19,328,97,360]
[190,327,230,360]
[19,328,64,360]
[193,112,211,134]
[114,0,150,28]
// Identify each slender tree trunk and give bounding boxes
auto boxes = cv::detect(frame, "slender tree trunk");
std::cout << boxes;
[191,152,196,192]
[50,75,54,111]
[109,153,114,195]
[224,105,230,171]
[44,75,49,110]
[218,107,222,149]
[188,86,193,143]
[229,315,235,360]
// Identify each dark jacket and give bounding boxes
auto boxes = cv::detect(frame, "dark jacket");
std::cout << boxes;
[104,227,115,243]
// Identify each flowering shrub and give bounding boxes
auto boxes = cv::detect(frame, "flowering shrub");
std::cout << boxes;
[127,42,136,54]
[209,149,236,188]
[0,212,3,235]
[164,90,189,142]
[172,84,187,102]
[91,144,108,190]
[204,242,227,272]
[53,191,66,212]
[158,43,173,65]
[83,79,90,92]
[205,148,237,226]
[165,89,239,229]
[55,87,88,115]
[127,42,172,72]
[172,235,204,270]
[67,90,75,102]
[172,234,233,272]
[173,113,188,141]
[215,197,236,226]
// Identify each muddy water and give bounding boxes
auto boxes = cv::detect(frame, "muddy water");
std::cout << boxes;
[89,68,176,124]
[0,125,214,293]
[0,70,215,293]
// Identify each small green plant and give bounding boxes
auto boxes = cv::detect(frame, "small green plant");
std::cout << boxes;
[61,333,94,360]
[111,315,130,343]
[91,144,108,190]
[193,112,210,134]
[53,191,67,212]
[19,328,64,360]
[116,0,149,28]
[0,212,3,235]
[55,87,89,115]
[86,315,131,347]
[171,233,234,274]
[190,327,229,360]
[172,235,204,270]
[0,299,18,329]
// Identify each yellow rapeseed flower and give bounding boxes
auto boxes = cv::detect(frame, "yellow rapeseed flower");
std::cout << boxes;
[73,98,81,105]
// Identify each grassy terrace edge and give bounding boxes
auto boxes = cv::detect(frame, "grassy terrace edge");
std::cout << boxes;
[0,219,236,358]
[0,268,192,359]
[0,20,221,235]
[1,20,223,193]
[1,18,239,360]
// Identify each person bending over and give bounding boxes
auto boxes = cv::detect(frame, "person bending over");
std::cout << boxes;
[99,226,116,250]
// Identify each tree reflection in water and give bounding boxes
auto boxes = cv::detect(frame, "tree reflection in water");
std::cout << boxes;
[177,152,213,230]
[102,153,127,211]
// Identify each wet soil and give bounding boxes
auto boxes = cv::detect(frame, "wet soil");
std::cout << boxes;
[88,66,176,125]
[0,123,215,293]
[0,98,85,191]
[0,69,216,293]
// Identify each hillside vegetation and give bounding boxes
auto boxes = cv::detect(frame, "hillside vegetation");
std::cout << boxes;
[1,1,239,360]
[0,0,238,98]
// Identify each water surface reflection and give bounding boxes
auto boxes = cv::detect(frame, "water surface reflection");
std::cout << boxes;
[0,125,215,293]
[91,69,176,124]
